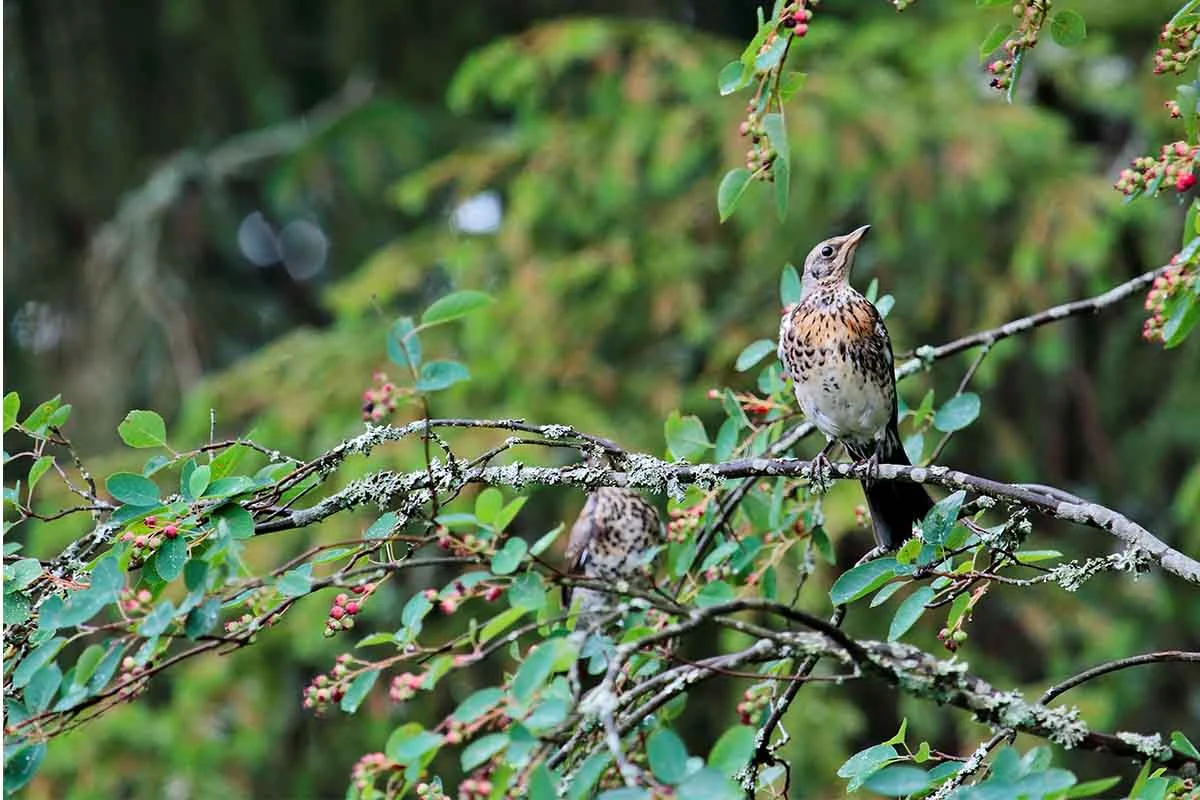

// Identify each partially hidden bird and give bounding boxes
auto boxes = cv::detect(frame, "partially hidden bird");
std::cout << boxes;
[777,225,933,550]
[563,486,664,624]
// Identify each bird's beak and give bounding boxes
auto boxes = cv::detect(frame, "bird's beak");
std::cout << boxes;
[844,224,871,250]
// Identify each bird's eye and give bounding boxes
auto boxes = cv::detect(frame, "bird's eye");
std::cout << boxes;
[819,245,835,259]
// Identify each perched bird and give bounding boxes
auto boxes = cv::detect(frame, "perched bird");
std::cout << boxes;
[563,486,664,623]
[777,225,933,550]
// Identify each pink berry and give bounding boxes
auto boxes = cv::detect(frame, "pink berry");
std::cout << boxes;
[330,606,346,620]
[336,593,348,606]
[345,601,360,615]
[163,524,178,538]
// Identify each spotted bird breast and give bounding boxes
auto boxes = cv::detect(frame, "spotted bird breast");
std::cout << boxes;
[778,288,895,447]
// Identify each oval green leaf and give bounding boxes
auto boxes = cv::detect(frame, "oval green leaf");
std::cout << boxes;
[117,410,169,449]
[421,290,494,327]
[717,168,753,223]
[932,393,981,433]
[735,339,776,372]
[888,586,934,641]
[105,472,161,507]
[830,558,900,605]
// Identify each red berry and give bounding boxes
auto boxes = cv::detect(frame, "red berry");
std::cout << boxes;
[144,516,157,528]
[345,601,360,615]
[330,605,346,620]
[336,593,349,606]
[163,524,178,538]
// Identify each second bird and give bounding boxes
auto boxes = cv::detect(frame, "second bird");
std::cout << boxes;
[777,225,933,550]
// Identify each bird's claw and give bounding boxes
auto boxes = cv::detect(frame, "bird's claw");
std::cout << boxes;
[809,450,834,494]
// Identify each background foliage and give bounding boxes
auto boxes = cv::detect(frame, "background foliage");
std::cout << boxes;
[4,1,1199,798]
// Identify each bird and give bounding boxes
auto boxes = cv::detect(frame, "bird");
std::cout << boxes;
[563,485,664,624]
[777,224,933,551]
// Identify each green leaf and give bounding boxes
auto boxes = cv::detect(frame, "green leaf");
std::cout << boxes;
[6,558,43,591]
[762,113,788,171]
[21,395,60,434]
[736,339,776,372]
[1063,776,1123,797]
[647,728,690,784]
[830,558,900,605]
[188,464,211,499]
[340,669,380,713]
[920,491,965,545]
[717,60,748,96]
[494,497,527,533]
[277,564,313,597]
[754,34,787,71]
[1006,46,1026,104]
[401,592,434,632]
[491,537,528,576]
[780,263,802,306]
[979,23,1012,60]
[154,536,187,582]
[1049,10,1086,47]
[460,732,507,771]
[707,725,755,774]
[117,410,169,449]
[695,580,735,608]
[27,455,54,494]
[779,71,806,102]
[717,168,753,223]
[863,765,931,796]
[421,290,494,327]
[415,360,470,392]
[773,155,790,222]
[105,472,161,507]
[480,607,526,643]
[530,524,564,557]
[364,511,400,540]
[24,662,63,713]
[1171,730,1200,759]
[205,476,256,498]
[3,391,20,432]
[5,592,31,625]
[139,600,175,637]
[512,641,559,705]
[12,638,66,689]
[508,572,547,612]
[933,393,981,433]
[387,724,444,765]
[884,718,909,746]
[665,411,712,462]
[452,687,505,725]
[475,488,504,525]
[567,752,612,800]
[888,586,934,641]
[4,743,47,794]
[184,598,220,639]
[1013,769,1077,796]
[216,504,255,540]
[676,768,741,800]
[387,317,422,371]
[1014,549,1062,564]
[1163,292,1200,348]
[528,764,559,800]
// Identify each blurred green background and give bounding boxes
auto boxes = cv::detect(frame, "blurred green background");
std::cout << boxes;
[5,1,1199,797]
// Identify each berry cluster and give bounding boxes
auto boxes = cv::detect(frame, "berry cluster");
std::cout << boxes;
[666,500,706,544]
[349,752,402,796]
[1154,20,1199,75]
[362,371,401,423]
[737,2,819,183]
[303,653,356,712]
[985,1,1051,92]
[223,587,284,637]
[119,515,184,561]
[120,588,154,615]
[388,671,425,703]
[116,656,151,701]
[736,682,774,725]
[325,584,373,637]
[1114,141,1199,197]
[1143,259,1198,343]
[456,775,495,800]
[937,584,986,652]
[414,781,451,800]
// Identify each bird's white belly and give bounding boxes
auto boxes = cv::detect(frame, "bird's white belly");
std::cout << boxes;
[792,362,891,445]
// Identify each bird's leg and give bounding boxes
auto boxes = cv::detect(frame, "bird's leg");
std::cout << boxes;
[809,439,837,494]
[853,438,885,483]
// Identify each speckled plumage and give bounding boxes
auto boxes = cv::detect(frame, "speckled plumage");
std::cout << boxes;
[778,225,933,550]
[564,486,664,619]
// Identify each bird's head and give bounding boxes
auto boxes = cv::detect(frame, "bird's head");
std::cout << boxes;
[801,224,870,288]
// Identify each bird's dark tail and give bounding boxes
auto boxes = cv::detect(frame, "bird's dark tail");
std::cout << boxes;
[847,425,933,551]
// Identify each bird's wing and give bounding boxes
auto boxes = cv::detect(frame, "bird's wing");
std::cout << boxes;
[564,493,599,574]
